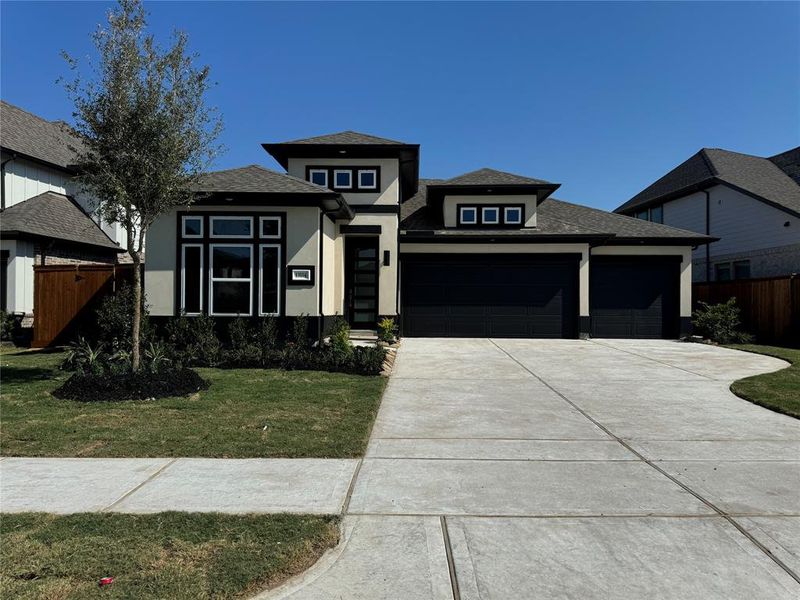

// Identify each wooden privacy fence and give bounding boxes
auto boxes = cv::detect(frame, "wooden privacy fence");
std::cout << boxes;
[693,275,800,346]
[32,264,135,347]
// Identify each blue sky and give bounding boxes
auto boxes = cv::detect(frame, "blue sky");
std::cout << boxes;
[2,1,798,210]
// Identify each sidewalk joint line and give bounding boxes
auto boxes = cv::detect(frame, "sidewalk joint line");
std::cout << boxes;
[489,339,800,585]
[342,458,363,515]
[100,458,179,512]
[440,516,461,600]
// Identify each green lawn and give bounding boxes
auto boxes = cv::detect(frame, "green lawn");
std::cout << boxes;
[0,512,338,599]
[0,347,386,457]
[726,344,800,419]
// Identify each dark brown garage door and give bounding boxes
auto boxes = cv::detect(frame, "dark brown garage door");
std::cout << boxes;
[590,255,681,339]
[400,253,580,338]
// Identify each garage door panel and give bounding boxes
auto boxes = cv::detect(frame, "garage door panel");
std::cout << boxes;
[401,254,579,338]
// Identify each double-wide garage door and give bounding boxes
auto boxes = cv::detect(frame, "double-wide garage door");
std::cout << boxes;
[401,254,580,338]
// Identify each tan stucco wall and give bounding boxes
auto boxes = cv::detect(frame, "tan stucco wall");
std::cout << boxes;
[145,205,322,317]
[321,216,337,315]
[400,242,590,317]
[286,157,400,206]
[591,245,693,317]
[442,194,537,227]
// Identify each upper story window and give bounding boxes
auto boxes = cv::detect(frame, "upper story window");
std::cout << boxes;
[309,169,328,187]
[305,166,381,192]
[457,204,526,227]
[634,205,663,224]
[182,215,203,238]
[210,216,253,238]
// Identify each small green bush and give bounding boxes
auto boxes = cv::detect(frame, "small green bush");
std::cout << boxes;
[692,297,754,344]
[328,316,353,359]
[0,310,15,341]
[224,318,262,367]
[377,317,397,343]
[61,337,109,375]
[165,313,222,367]
[95,283,153,351]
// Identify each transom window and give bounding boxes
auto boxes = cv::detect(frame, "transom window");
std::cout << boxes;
[178,212,285,317]
[305,166,381,192]
[457,204,526,227]
[210,216,252,238]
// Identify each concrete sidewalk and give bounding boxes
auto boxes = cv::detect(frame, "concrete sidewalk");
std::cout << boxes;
[0,457,358,514]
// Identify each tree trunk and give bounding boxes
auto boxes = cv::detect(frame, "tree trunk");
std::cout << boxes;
[131,250,142,371]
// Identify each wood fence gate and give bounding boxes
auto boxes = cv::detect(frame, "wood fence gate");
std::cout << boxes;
[32,264,135,347]
[693,275,800,346]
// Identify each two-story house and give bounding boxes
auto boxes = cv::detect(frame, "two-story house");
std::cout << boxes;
[145,131,713,339]
[614,147,800,282]
[0,100,128,322]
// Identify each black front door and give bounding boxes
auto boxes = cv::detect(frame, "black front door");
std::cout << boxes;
[345,237,379,328]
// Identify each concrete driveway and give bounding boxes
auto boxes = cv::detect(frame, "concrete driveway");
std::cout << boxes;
[268,338,800,600]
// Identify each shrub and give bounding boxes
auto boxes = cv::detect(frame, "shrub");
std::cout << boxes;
[165,314,222,367]
[0,310,15,341]
[95,283,153,351]
[53,368,209,402]
[328,316,353,359]
[692,297,754,344]
[377,317,397,343]
[224,318,262,367]
[350,345,387,375]
[61,337,109,375]
[256,317,282,366]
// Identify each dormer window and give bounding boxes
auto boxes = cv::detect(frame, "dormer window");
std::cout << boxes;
[504,206,522,225]
[482,207,500,225]
[334,170,352,189]
[358,169,377,189]
[309,169,328,187]
[459,206,478,225]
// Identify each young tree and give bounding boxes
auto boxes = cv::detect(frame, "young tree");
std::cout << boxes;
[63,0,221,370]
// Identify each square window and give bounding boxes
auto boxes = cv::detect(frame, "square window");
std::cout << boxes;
[459,207,477,225]
[504,207,522,224]
[733,260,751,280]
[210,216,252,238]
[260,216,281,238]
[482,207,500,224]
[334,170,352,189]
[182,216,203,238]
[650,205,663,224]
[358,170,377,189]
[635,210,649,220]
[309,169,328,187]
[715,263,732,282]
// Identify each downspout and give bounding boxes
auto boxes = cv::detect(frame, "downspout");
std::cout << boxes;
[702,189,711,282]
[1,153,18,210]
[318,209,324,345]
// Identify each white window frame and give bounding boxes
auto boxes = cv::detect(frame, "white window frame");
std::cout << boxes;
[309,169,328,187]
[459,206,477,225]
[504,206,522,225]
[259,244,282,316]
[209,243,253,316]
[333,169,353,189]
[210,215,253,239]
[259,216,282,239]
[180,244,203,315]
[482,206,500,225]
[358,169,378,190]
[182,215,203,238]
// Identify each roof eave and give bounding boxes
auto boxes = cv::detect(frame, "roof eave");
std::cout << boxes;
[614,178,718,214]
[0,146,77,174]
[0,229,123,252]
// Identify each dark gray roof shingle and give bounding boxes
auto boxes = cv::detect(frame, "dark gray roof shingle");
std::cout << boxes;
[277,130,408,146]
[0,100,85,170]
[769,147,800,185]
[0,191,121,251]
[440,168,554,186]
[401,181,711,241]
[616,147,800,217]
[193,164,334,194]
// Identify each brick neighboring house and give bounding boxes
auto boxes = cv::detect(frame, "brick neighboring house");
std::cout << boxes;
[615,147,800,282]
[0,100,126,326]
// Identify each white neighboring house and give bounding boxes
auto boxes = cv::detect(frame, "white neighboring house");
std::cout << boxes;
[0,100,128,322]
[615,147,800,282]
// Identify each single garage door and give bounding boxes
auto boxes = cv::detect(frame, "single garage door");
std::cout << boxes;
[590,255,681,339]
[401,253,579,338]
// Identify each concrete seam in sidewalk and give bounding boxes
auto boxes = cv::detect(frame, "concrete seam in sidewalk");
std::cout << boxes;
[489,338,800,585]
[440,516,461,600]
[341,458,363,514]
[100,458,179,512]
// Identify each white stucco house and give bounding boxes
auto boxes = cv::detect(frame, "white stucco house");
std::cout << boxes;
[145,131,714,339]
[615,147,800,282]
[0,100,128,322]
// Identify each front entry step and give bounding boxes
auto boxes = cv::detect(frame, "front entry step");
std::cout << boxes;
[350,329,378,342]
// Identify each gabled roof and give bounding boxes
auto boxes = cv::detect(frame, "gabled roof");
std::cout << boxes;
[401,181,714,243]
[192,164,336,194]
[442,168,554,186]
[276,130,408,146]
[0,100,85,171]
[0,191,121,251]
[615,147,800,218]
[770,147,800,185]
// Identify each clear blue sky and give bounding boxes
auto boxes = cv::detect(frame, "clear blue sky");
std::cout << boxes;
[2,1,798,210]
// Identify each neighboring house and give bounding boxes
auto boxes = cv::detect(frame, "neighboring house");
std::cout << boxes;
[145,131,713,339]
[615,147,800,282]
[0,101,128,322]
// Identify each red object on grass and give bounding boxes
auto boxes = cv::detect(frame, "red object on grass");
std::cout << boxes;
[98,576,114,586]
